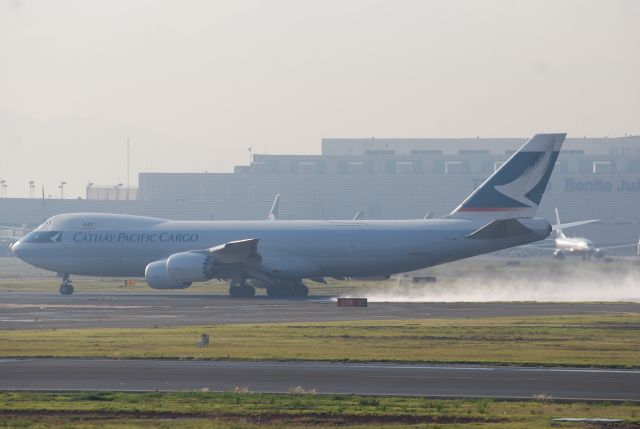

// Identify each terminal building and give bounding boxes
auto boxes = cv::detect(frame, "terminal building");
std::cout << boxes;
[1,136,639,248]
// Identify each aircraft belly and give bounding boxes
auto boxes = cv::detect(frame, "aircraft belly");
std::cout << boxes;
[27,256,148,277]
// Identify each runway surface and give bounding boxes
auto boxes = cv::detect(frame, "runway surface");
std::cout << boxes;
[1,292,639,328]
[1,358,638,401]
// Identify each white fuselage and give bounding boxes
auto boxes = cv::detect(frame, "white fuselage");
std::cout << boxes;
[12,213,551,280]
[555,236,596,256]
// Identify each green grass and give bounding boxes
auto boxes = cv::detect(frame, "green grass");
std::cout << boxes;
[1,314,639,367]
[0,391,638,428]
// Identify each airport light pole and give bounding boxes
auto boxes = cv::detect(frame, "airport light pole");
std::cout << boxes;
[0,180,6,197]
[29,181,35,199]
[58,181,66,199]
[87,182,93,200]
[116,183,123,201]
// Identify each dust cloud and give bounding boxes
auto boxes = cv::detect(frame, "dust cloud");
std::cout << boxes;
[361,263,640,303]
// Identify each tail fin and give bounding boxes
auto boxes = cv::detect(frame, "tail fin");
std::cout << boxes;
[267,193,280,221]
[450,133,565,220]
[554,208,566,238]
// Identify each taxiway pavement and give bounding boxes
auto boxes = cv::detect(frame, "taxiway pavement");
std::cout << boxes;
[1,292,639,328]
[1,358,638,401]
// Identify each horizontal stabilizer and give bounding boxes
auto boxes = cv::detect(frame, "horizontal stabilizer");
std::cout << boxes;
[552,219,599,231]
[465,218,534,240]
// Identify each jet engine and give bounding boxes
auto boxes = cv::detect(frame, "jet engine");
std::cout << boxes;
[145,259,192,290]
[145,251,215,290]
[166,251,210,283]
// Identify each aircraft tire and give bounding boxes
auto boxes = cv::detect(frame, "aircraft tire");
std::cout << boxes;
[59,283,74,295]
[293,283,309,297]
[266,285,281,297]
[229,285,255,298]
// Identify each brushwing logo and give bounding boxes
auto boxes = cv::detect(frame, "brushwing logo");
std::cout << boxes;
[493,149,553,209]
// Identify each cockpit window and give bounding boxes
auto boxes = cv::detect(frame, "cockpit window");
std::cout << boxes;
[22,231,62,243]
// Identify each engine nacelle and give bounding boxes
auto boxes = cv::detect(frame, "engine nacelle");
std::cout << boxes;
[145,259,192,290]
[166,251,210,283]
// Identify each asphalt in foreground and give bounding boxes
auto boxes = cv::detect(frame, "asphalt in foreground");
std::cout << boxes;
[1,291,638,328]
[1,359,638,401]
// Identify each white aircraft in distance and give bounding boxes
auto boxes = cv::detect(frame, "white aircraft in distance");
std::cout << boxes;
[12,133,565,297]
[527,208,639,260]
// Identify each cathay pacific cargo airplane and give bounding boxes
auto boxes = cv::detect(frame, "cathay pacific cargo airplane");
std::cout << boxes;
[11,133,565,297]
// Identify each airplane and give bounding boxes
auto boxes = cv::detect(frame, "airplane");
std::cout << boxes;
[552,208,599,259]
[532,208,639,260]
[11,133,565,297]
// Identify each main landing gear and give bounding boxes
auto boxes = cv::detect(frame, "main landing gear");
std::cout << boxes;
[227,278,309,298]
[228,279,256,298]
[266,280,309,297]
[59,274,74,295]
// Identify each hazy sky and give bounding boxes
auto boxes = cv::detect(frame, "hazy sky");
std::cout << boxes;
[1,0,639,198]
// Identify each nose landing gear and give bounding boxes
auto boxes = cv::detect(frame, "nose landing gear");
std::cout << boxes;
[59,274,74,295]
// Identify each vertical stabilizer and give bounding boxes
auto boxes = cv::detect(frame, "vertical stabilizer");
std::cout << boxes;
[267,193,280,221]
[554,208,566,238]
[450,133,565,220]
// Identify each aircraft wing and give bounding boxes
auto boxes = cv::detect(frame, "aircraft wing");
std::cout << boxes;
[519,243,556,248]
[598,243,640,252]
[517,244,557,252]
[207,238,274,283]
[552,219,599,231]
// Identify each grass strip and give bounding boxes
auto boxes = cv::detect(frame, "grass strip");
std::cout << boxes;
[0,391,639,429]
[1,314,639,367]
